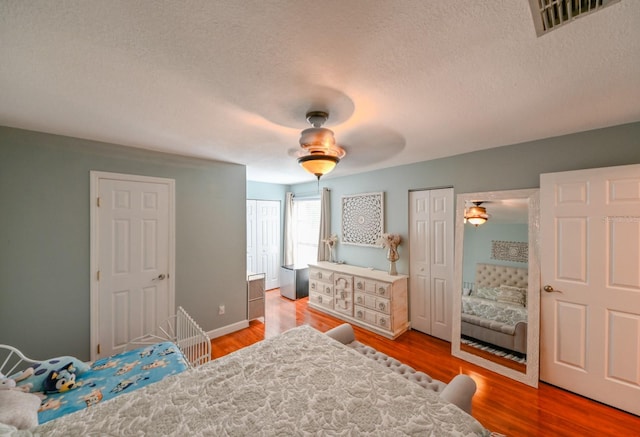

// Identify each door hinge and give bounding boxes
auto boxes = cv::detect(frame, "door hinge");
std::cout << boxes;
[97,270,101,281]
[97,197,101,207]
[97,344,101,354]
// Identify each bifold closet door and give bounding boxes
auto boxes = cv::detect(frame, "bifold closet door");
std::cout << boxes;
[409,188,454,341]
[247,199,281,290]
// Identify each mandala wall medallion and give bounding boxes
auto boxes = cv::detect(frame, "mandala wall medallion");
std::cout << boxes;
[491,240,528,263]
[341,192,384,246]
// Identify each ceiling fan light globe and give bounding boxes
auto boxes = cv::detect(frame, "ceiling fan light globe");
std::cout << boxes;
[298,154,339,179]
[467,216,488,226]
[465,205,489,226]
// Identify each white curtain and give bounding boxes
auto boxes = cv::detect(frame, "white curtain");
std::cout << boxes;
[317,187,331,261]
[283,192,294,265]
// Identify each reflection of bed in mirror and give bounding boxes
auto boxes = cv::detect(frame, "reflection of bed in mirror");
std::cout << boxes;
[461,263,528,355]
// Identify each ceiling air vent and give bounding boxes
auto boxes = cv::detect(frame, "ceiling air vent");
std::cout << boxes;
[528,0,621,36]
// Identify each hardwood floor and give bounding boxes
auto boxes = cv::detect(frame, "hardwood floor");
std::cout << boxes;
[212,290,640,436]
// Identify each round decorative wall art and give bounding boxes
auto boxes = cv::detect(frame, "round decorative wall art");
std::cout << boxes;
[341,192,384,247]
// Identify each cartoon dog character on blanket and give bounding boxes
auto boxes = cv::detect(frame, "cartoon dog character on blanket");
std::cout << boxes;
[43,363,80,393]
[83,388,104,407]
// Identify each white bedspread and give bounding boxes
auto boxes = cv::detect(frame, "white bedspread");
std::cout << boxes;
[28,325,488,436]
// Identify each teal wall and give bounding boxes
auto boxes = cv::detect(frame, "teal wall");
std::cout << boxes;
[2,122,639,360]
[462,223,528,285]
[288,122,640,274]
[0,127,247,361]
[247,181,288,201]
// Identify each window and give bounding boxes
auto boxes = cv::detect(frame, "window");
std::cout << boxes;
[293,198,320,266]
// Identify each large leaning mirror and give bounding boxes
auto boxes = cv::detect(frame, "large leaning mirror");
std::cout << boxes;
[452,189,540,388]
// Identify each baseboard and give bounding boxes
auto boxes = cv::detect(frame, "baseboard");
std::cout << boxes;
[207,320,249,339]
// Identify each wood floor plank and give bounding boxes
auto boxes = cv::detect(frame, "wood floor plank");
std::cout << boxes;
[211,290,640,436]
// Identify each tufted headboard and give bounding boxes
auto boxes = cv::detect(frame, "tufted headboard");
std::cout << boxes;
[475,263,528,289]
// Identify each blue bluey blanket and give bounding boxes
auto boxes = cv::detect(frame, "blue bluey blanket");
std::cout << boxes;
[38,342,189,424]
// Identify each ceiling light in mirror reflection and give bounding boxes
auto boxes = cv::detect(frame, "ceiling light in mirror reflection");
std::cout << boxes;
[464,202,489,227]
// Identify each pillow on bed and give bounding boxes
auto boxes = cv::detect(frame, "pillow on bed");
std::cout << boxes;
[0,390,41,429]
[475,287,500,301]
[13,356,90,393]
[497,285,527,307]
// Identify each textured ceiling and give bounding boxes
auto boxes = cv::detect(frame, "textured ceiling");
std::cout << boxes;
[1,1,639,184]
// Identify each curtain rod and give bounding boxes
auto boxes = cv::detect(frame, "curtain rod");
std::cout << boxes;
[292,188,330,198]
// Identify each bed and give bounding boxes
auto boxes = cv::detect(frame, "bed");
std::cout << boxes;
[0,306,210,429]
[3,324,489,436]
[461,263,529,355]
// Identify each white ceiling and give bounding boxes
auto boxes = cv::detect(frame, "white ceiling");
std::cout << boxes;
[1,1,639,184]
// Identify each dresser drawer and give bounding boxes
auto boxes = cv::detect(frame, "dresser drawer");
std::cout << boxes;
[376,282,391,298]
[354,305,377,325]
[357,294,390,314]
[311,279,333,296]
[310,268,333,283]
[248,299,264,320]
[354,277,376,294]
[375,297,390,314]
[376,313,391,330]
[310,291,333,310]
[355,277,390,297]
[320,283,333,296]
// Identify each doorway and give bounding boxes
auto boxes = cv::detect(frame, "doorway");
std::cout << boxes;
[540,163,640,415]
[90,171,175,361]
[246,200,281,290]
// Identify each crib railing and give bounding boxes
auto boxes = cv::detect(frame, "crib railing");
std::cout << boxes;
[175,306,211,368]
[126,306,211,368]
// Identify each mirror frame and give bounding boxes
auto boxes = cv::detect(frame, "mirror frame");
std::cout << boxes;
[452,188,540,388]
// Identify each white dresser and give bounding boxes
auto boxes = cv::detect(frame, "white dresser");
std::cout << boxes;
[308,262,409,339]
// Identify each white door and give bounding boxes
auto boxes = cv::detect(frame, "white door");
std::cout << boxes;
[256,201,280,290]
[409,188,454,341]
[540,164,640,416]
[90,172,175,360]
[247,200,281,290]
[246,200,258,274]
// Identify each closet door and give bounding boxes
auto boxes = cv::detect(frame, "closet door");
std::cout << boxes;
[246,200,258,274]
[409,188,454,341]
[256,201,281,290]
[247,200,281,290]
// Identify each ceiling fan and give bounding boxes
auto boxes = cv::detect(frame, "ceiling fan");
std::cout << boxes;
[464,201,490,227]
[249,84,406,180]
[296,111,346,180]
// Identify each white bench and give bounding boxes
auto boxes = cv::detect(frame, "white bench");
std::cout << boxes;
[324,323,477,415]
